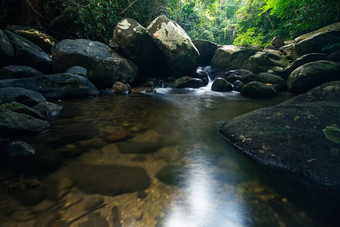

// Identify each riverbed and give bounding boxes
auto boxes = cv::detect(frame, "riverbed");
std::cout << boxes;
[0,87,338,227]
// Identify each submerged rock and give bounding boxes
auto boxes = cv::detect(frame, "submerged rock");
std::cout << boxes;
[211,78,233,92]
[0,65,44,79]
[147,15,199,75]
[172,76,204,89]
[240,81,277,97]
[4,30,52,73]
[287,60,340,93]
[156,165,186,187]
[52,39,139,88]
[220,81,340,191]
[0,73,99,100]
[71,164,151,196]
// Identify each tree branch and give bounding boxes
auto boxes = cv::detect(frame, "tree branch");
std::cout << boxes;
[120,0,139,15]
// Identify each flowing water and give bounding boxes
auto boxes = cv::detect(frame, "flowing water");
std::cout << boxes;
[0,86,339,227]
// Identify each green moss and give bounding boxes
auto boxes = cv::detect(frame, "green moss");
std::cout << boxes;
[293,116,300,121]
[322,125,340,143]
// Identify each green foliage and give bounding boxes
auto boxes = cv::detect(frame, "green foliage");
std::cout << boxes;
[233,28,267,47]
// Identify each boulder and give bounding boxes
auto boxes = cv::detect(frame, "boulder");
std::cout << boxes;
[241,51,288,74]
[220,81,340,191]
[211,45,258,69]
[328,50,340,63]
[283,53,328,79]
[233,80,244,92]
[0,87,46,107]
[257,73,286,91]
[292,22,340,59]
[240,81,277,97]
[0,29,14,67]
[172,76,204,89]
[0,102,44,119]
[7,25,58,53]
[279,43,294,60]
[0,73,99,100]
[271,36,285,49]
[287,60,340,93]
[224,69,258,84]
[112,81,131,94]
[147,15,199,75]
[113,18,167,76]
[0,65,44,79]
[211,78,233,92]
[66,66,87,77]
[51,39,139,88]
[192,69,209,86]
[0,109,49,134]
[4,30,52,73]
[192,40,218,66]
[70,164,151,196]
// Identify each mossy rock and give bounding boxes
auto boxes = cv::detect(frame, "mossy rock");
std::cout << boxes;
[240,81,277,97]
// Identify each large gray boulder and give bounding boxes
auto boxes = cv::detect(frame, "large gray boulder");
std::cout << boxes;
[0,87,46,106]
[0,73,99,100]
[0,109,49,134]
[51,39,139,88]
[4,30,52,73]
[211,45,288,74]
[211,78,233,92]
[113,18,166,76]
[292,22,340,59]
[192,40,218,66]
[220,81,340,191]
[172,76,204,89]
[147,15,200,75]
[287,60,340,93]
[0,29,14,67]
[0,65,44,79]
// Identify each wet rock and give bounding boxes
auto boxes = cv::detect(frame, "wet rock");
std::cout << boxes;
[292,22,340,59]
[147,15,199,75]
[0,87,46,107]
[0,109,49,134]
[33,211,60,227]
[66,66,87,77]
[155,165,186,187]
[240,81,277,97]
[112,81,131,94]
[4,30,52,73]
[233,80,244,92]
[211,45,258,70]
[0,65,44,79]
[0,73,99,100]
[105,131,128,142]
[11,187,46,207]
[287,60,340,93]
[84,196,104,211]
[116,142,161,154]
[256,73,286,91]
[0,102,44,119]
[192,40,218,66]
[172,76,204,89]
[220,81,340,191]
[52,39,139,88]
[271,36,285,49]
[137,191,148,199]
[113,18,167,77]
[192,69,209,86]
[6,140,35,157]
[224,69,258,84]
[71,164,151,196]
[33,102,63,117]
[7,25,58,53]
[48,220,69,227]
[283,53,328,79]
[211,78,233,92]
[111,206,121,227]
[0,29,14,67]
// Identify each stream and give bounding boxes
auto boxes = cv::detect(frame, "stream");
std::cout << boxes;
[0,85,338,227]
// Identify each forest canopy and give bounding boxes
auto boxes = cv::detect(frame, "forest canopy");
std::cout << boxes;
[10,0,340,46]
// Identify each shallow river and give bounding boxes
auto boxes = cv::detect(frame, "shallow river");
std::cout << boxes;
[1,86,339,227]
